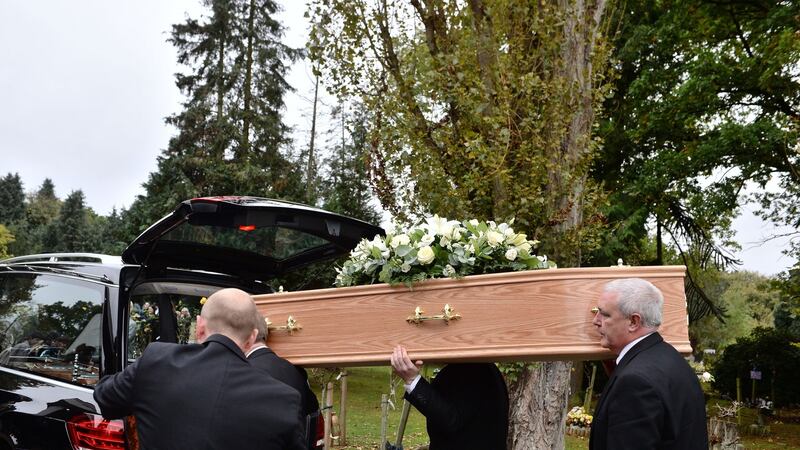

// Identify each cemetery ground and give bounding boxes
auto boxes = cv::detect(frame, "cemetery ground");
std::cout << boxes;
[314,367,800,450]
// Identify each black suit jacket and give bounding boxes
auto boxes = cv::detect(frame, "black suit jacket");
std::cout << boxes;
[94,334,305,450]
[589,332,708,450]
[405,363,508,450]
[248,346,320,417]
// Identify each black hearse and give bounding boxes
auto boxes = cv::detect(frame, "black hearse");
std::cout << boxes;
[0,197,383,449]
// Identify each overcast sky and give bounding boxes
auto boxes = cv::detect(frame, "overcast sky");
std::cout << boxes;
[0,1,795,275]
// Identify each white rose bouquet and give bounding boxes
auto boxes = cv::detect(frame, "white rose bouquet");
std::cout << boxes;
[334,215,555,287]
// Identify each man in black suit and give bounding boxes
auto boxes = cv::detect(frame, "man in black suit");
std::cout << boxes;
[589,278,707,450]
[94,288,305,450]
[247,312,321,449]
[390,345,508,450]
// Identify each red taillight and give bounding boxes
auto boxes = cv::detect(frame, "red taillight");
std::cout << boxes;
[315,414,325,448]
[238,225,256,231]
[67,413,126,450]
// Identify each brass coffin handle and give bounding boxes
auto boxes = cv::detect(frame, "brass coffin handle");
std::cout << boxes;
[591,307,599,314]
[407,304,462,325]
[265,315,302,334]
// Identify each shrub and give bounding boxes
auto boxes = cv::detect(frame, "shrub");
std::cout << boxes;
[713,327,800,407]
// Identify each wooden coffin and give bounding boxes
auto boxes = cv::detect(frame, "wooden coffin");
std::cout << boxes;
[253,265,690,367]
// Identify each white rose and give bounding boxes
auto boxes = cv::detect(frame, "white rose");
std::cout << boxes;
[420,233,435,246]
[505,248,518,261]
[417,246,435,265]
[372,237,390,257]
[510,233,527,246]
[425,215,444,233]
[390,234,410,248]
[487,230,504,247]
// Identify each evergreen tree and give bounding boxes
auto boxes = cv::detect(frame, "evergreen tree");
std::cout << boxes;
[0,173,25,225]
[45,190,90,252]
[25,178,60,229]
[95,208,129,255]
[132,0,305,231]
[8,179,63,256]
[320,104,381,224]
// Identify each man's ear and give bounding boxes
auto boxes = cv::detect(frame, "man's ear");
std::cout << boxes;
[195,316,207,343]
[628,313,642,331]
[242,328,258,351]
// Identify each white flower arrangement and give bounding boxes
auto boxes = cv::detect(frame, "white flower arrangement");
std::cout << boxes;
[334,215,555,287]
[566,406,593,428]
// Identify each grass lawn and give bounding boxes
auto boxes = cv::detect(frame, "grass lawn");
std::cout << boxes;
[313,368,800,449]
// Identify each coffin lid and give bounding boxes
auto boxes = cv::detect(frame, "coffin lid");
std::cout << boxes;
[122,196,385,282]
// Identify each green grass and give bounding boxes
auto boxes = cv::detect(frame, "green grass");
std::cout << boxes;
[312,369,800,449]
[311,367,428,449]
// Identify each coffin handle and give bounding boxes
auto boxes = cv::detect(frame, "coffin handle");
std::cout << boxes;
[406,304,461,325]
[265,315,302,334]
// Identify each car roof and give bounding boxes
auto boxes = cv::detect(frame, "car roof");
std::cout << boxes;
[0,253,124,285]
[1,253,122,265]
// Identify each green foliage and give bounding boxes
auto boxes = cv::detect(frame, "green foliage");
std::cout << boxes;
[592,0,799,320]
[713,327,800,407]
[691,271,778,354]
[773,264,800,339]
[0,225,14,260]
[0,173,25,225]
[308,0,613,266]
[44,190,92,253]
[129,0,306,233]
[36,301,102,338]
[2,179,63,257]
[319,104,382,225]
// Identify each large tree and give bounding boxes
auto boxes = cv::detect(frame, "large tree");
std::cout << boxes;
[44,190,91,252]
[5,178,62,256]
[309,0,612,447]
[320,104,382,224]
[0,173,25,225]
[129,0,305,232]
[592,0,799,320]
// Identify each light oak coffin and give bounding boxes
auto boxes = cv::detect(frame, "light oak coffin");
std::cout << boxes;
[253,265,690,367]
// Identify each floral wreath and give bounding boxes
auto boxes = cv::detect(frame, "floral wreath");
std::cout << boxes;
[335,215,555,287]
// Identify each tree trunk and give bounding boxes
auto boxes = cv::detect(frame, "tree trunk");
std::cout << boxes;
[306,76,320,204]
[241,0,256,155]
[516,1,607,449]
[508,362,572,449]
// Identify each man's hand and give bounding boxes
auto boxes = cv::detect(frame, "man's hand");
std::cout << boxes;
[390,345,423,384]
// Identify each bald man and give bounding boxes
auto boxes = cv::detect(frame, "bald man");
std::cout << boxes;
[95,288,305,450]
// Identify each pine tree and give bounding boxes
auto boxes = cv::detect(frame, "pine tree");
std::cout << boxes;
[0,173,25,225]
[320,104,381,224]
[1,178,63,256]
[133,0,305,229]
[45,190,90,253]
